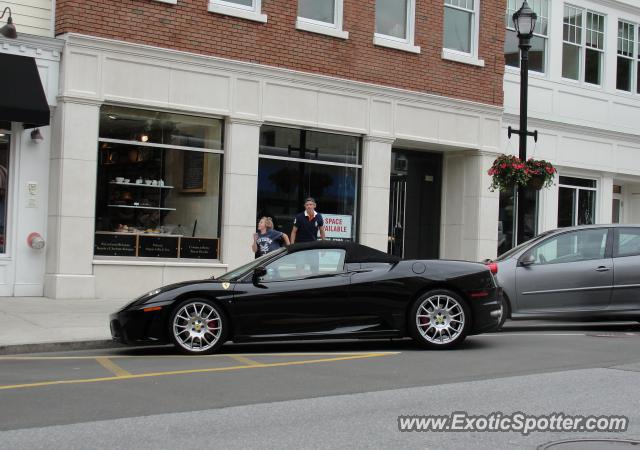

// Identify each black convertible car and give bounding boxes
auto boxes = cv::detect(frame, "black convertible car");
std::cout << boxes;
[110,241,501,354]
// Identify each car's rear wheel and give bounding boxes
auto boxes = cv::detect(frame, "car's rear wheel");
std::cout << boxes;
[410,289,470,349]
[169,298,228,355]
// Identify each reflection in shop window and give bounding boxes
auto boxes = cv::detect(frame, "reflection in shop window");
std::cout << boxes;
[95,107,223,260]
[257,126,360,241]
[497,188,538,256]
[0,121,9,254]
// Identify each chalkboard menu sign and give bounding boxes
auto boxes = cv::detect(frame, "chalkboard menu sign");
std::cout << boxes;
[138,235,179,258]
[94,233,137,257]
[180,237,219,259]
[182,152,207,192]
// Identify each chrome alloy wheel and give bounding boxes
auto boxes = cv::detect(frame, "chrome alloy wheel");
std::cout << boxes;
[416,294,465,345]
[172,302,222,352]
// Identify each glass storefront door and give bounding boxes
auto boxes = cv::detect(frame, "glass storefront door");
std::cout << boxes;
[0,121,10,254]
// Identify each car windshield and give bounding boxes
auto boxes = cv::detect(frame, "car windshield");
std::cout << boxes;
[495,230,555,261]
[217,248,287,282]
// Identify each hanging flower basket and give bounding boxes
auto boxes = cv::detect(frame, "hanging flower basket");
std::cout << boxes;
[524,158,557,190]
[488,154,557,192]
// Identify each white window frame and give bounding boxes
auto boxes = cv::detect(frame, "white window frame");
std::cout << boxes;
[558,176,598,227]
[561,5,606,87]
[296,0,348,39]
[504,0,549,74]
[208,0,267,23]
[616,20,636,93]
[442,0,484,67]
[374,0,421,54]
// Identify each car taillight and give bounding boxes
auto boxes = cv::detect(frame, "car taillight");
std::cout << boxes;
[485,262,498,275]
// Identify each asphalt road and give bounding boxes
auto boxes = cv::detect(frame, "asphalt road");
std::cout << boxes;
[2,321,640,449]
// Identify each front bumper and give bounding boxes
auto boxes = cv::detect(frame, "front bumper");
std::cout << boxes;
[110,307,169,345]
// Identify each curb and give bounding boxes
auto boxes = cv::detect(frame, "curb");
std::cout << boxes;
[0,339,125,355]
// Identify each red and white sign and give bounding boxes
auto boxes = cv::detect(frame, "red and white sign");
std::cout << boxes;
[323,214,352,239]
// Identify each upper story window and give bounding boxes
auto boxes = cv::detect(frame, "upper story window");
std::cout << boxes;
[505,0,549,74]
[442,0,483,66]
[562,5,605,86]
[617,20,635,92]
[374,0,420,54]
[208,0,267,23]
[296,0,348,39]
[443,0,476,54]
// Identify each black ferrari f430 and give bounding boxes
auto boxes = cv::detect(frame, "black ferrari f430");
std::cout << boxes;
[110,241,502,354]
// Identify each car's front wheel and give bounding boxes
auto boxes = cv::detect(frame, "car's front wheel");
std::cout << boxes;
[410,289,470,349]
[169,298,228,355]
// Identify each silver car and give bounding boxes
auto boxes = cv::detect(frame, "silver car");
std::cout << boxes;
[492,224,640,328]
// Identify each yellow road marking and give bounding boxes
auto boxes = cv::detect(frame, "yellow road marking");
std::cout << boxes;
[0,352,400,361]
[95,357,131,377]
[226,354,263,366]
[0,353,394,391]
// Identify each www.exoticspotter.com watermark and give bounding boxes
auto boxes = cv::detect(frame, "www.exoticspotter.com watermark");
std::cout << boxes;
[398,412,628,436]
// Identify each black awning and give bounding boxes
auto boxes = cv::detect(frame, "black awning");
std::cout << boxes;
[0,53,50,129]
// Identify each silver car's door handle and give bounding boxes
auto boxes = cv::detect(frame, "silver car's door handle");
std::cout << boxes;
[595,266,611,272]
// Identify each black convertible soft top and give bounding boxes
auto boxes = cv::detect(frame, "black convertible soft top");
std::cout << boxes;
[287,241,401,264]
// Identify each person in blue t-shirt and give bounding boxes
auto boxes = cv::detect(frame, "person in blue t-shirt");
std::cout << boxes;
[252,217,290,257]
[290,197,326,244]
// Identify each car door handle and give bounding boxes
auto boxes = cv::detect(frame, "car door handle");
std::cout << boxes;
[595,266,610,272]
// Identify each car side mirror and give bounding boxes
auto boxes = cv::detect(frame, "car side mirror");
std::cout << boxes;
[252,266,267,284]
[519,254,535,267]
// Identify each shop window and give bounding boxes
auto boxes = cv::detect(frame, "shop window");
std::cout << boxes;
[557,176,597,228]
[257,125,360,242]
[95,106,223,260]
[374,0,420,53]
[505,0,548,73]
[562,6,605,86]
[0,121,9,254]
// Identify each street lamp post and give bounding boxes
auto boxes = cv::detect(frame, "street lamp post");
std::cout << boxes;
[507,0,538,244]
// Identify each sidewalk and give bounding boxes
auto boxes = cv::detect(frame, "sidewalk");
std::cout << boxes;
[0,297,132,354]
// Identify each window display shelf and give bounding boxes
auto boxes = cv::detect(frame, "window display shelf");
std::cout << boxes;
[108,204,177,211]
[109,182,174,189]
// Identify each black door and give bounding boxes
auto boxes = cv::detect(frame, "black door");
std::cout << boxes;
[388,150,442,259]
[230,248,353,338]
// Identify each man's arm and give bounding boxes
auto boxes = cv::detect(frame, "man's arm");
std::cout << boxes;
[251,234,258,253]
[319,226,326,240]
[290,226,297,244]
[282,233,291,246]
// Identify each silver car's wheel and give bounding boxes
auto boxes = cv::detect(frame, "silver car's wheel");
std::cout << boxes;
[170,300,226,354]
[411,290,469,349]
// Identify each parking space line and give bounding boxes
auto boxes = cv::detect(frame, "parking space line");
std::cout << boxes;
[0,352,401,361]
[95,357,131,377]
[226,355,263,366]
[0,352,395,391]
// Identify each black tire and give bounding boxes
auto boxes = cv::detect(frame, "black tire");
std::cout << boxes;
[409,289,471,349]
[169,298,228,355]
[495,296,510,331]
